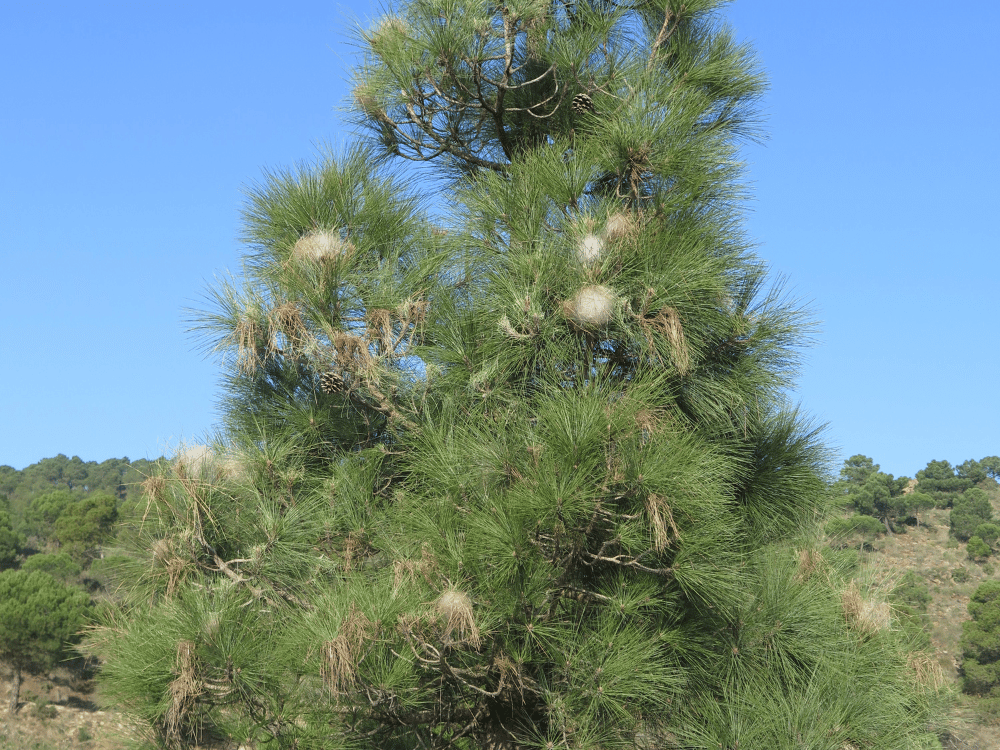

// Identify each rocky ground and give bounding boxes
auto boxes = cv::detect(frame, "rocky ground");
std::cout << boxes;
[0,667,142,750]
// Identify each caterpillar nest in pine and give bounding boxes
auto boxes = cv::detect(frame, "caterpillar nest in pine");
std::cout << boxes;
[367,15,410,54]
[293,230,351,264]
[576,233,604,265]
[352,84,383,119]
[436,589,480,648]
[173,442,244,480]
[602,211,637,242]
[575,212,638,266]
[563,285,616,328]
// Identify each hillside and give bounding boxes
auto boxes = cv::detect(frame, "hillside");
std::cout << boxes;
[876,506,1000,749]
[4,458,1000,749]
[2,506,998,749]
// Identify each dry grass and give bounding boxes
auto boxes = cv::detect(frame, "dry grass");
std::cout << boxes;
[165,641,201,747]
[794,547,825,582]
[874,509,988,676]
[841,580,891,636]
[640,305,690,375]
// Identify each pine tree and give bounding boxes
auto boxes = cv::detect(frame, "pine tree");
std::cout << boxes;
[0,570,91,714]
[94,1,947,748]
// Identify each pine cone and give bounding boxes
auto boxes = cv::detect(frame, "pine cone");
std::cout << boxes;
[571,93,596,115]
[320,371,342,394]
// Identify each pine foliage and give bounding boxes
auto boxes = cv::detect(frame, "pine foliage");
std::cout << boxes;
[93,1,947,748]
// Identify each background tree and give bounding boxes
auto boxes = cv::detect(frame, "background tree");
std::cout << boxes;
[974,522,1000,551]
[21,551,83,583]
[957,459,989,486]
[54,492,118,562]
[1,455,158,530]
[832,455,913,533]
[960,581,1000,697]
[94,1,946,748]
[22,489,76,543]
[0,569,91,714]
[837,454,878,488]
[0,509,23,568]
[967,535,991,561]
[909,490,937,527]
[917,459,972,508]
[0,465,18,501]
[950,487,994,542]
[981,456,1000,482]
[852,471,913,534]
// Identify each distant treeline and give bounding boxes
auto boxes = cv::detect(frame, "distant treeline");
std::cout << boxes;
[0,453,162,510]
[0,454,166,567]
[828,454,1000,544]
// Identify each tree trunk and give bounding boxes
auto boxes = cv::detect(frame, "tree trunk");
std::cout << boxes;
[9,665,20,715]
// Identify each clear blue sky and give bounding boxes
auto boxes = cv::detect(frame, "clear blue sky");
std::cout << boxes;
[2,1,997,479]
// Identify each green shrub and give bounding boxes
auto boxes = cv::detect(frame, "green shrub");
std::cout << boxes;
[825,514,885,546]
[32,697,58,720]
[77,726,93,742]
[891,571,933,648]
[976,696,1000,726]
[968,536,991,560]
[21,552,82,582]
[975,523,1000,548]
[893,571,932,614]
[952,567,970,583]
[960,581,1000,695]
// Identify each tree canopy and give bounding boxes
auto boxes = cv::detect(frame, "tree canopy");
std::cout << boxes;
[20,551,83,583]
[53,492,118,560]
[916,459,974,507]
[0,510,23,568]
[951,488,995,543]
[832,454,915,533]
[92,2,947,748]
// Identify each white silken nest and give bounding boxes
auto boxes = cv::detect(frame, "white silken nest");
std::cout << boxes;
[366,15,410,57]
[436,588,480,647]
[174,443,215,473]
[565,285,616,328]
[173,442,244,479]
[602,211,635,242]
[293,230,346,264]
[575,233,605,265]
